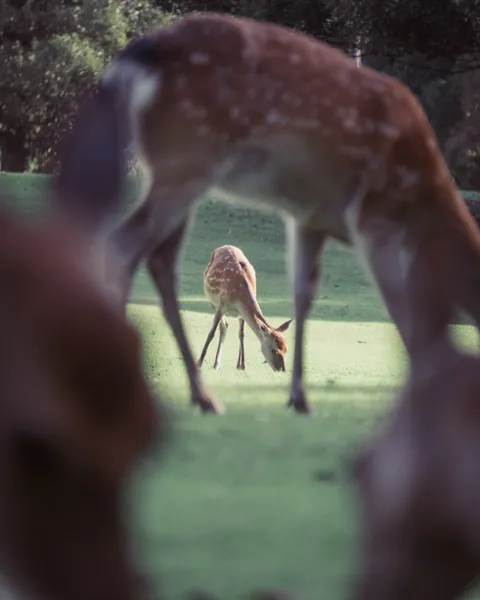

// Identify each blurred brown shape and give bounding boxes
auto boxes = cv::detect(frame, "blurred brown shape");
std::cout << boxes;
[0,205,165,600]
[351,342,480,600]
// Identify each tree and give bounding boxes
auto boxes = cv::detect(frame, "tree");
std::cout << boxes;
[324,0,480,188]
[0,0,174,173]
[154,0,341,45]
[325,0,480,59]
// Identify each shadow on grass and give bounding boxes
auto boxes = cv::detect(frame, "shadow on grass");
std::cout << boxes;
[147,381,398,494]
[178,298,388,324]
[133,295,393,324]
[209,381,399,396]
[131,295,480,328]
[161,383,399,433]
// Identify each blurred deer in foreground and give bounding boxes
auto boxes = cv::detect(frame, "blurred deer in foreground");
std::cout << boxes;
[350,321,480,600]
[348,256,480,600]
[62,12,480,414]
[351,348,480,600]
[198,245,292,372]
[0,90,164,600]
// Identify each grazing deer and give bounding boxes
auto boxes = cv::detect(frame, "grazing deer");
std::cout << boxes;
[350,336,480,600]
[198,245,292,371]
[61,11,480,415]
[0,112,163,600]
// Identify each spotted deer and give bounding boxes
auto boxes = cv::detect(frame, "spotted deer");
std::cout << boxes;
[198,245,292,371]
[59,11,480,415]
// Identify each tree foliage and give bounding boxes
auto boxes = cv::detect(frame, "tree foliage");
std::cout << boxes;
[326,0,480,59]
[0,0,174,172]
[1,0,480,187]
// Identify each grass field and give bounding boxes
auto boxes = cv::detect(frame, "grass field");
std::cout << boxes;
[2,172,480,600]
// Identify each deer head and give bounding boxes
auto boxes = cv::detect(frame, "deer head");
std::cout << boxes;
[254,315,293,372]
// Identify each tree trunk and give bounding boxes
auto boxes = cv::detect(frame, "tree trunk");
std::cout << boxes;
[0,132,29,172]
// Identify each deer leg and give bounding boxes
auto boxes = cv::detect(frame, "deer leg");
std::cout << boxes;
[352,217,455,364]
[213,317,228,370]
[104,199,153,314]
[285,219,326,414]
[197,306,222,368]
[147,219,223,414]
[236,318,246,370]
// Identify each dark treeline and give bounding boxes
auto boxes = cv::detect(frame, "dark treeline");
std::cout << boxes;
[1,0,479,188]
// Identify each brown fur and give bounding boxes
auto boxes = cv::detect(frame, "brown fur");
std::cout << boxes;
[351,342,480,600]
[0,208,164,600]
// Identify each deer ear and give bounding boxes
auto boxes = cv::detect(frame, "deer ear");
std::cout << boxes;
[276,318,293,333]
[253,315,270,336]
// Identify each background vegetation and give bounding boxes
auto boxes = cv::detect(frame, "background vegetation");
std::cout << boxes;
[2,1,480,597]
[3,171,479,600]
[1,0,480,187]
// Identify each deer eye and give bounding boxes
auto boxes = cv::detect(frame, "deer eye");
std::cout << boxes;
[272,349,280,356]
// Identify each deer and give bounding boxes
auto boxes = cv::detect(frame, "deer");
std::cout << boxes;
[58,11,480,415]
[198,244,293,371]
[0,102,164,600]
[349,330,480,600]
[347,264,480,600]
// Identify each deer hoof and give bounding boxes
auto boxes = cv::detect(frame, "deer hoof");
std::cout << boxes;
[287,392,313,415]
[193,393,225,415]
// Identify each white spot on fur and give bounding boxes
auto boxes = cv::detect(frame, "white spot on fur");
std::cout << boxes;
[189,52,210,65]
[266,110,281,124]
[397,166,420,189]
[343,118,362,134]
[377,123,399,139]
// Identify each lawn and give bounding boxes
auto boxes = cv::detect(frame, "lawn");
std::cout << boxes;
[2,172,480,600]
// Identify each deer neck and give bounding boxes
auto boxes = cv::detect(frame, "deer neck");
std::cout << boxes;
[237,287,272,341]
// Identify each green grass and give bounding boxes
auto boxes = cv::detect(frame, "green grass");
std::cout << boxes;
[2,171,480,600]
